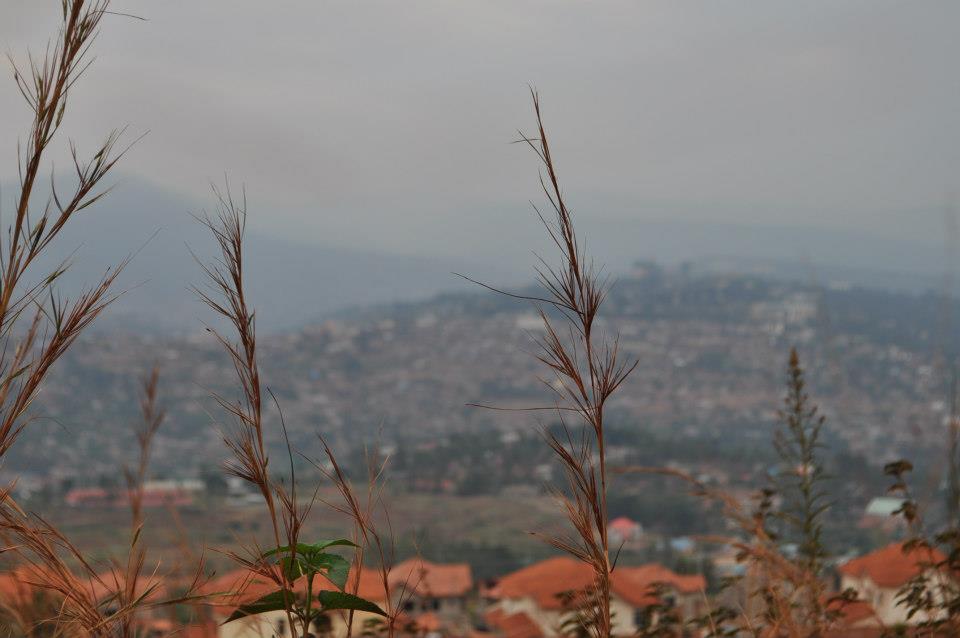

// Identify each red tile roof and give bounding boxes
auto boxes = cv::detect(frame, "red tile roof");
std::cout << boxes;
[390,558,473,598]
[0,567,42,607]
[491,556,704,610]
[826,597,876,627]
[608,517,640,532]
[838,542,947,589]
[485,608,544,638]
[492,557,593,609]
[608,565,705,608]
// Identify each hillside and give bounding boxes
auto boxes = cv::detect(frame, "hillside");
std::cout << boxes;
[11,263,954,486]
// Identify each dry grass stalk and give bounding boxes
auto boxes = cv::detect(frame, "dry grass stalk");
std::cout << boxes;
[117,366,165,638]
[312,439,412,638]
[518,92,637,638]
[0,368,205,637]
[0,0,132,460]
[196,184,401,636]
[124,366,165,532]
[194,186,304,634]
[0,2,205,635]
[465,91,637,638]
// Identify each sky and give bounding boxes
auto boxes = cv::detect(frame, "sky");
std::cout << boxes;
[2,1,959,263]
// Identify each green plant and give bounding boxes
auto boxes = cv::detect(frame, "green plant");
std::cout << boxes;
[224,539,386,628]
[771,349,830,571]
[765,348,831,625]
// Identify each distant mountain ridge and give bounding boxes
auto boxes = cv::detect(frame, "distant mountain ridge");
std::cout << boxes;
[1,176,949,333]
[7,176,492,333]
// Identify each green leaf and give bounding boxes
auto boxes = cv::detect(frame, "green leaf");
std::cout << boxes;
[303,539,359,553]
[261,543,316,559]
[266,551,353,590]
[262,539,358,560]
[316,590,386,616]
[224,589,296,623]
[302,553,351,591]
[278,555,307,581]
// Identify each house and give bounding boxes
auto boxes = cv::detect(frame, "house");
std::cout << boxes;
[486,556,705,636]
[838,541,951,627]
[391,558,473,624]
[616,563,706,625]
[607,517,643,545]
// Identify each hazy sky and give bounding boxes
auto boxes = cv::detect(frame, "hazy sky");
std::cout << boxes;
[2,1,959,259]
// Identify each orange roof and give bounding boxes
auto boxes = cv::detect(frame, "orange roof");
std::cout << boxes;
[838,542,947,589]
[609,517,639,532]
[390,558,472,598]
[492,557,704,610]
[485,607,506,626]
[349,566,391,602]
[493,557,594,609]
[485,609,543,638]
[614,564,706,602]
[0,566,43,607]
[825,597,876,627]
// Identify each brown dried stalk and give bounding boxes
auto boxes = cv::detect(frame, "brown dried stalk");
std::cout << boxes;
[124,366,165,531]
[0,0,131,460]
[195,185,310,636]
[0,368,205,638]
[117,366,165,637]
[465,91,637,638]
[312,438,409,638]
[0,2,195,635]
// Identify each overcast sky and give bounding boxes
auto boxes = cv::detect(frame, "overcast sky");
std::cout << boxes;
[2,1,959,260]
